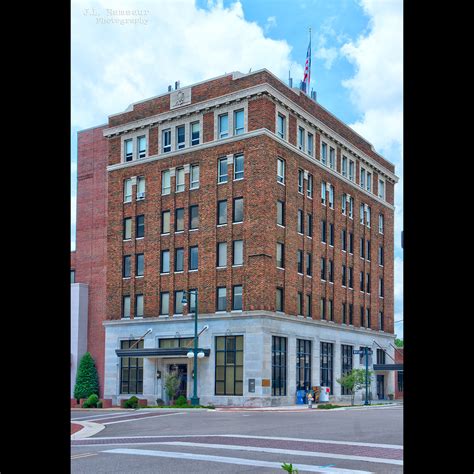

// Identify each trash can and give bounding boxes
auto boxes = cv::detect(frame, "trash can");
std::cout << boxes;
[296,390,306,404]
[319,386,330,403]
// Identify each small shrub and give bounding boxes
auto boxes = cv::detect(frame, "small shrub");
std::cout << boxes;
[317,403,342,409]
[97,400,103,408]
[282,463,299,473]
[124,396,139,409]
[83,393,99,408]
[155,398,165,406]
[175,395,188,407]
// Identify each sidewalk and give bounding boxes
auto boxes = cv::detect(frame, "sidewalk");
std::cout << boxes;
[216,400,402,411]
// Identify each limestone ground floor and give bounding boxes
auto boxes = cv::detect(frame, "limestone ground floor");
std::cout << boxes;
[103,311,396,407]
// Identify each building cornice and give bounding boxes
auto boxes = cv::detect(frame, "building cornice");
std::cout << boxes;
[102,82,397,181]
[107,128,396,209]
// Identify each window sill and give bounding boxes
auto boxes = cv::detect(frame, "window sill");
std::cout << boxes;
[233,221,243,225]
[175,231,184,234]
[217,224,227,228]
[233,177,244,182]
[276,267,285,271]
[136,237,144,240]
[135,276,144,279]
[231,310,243,313]
[277,224,285,229]
[217,180,228,185]
[123,277,131,280]
[159,314,170,318]
[277,180,285,186]
[189,269,198,272]
[123,239,132,242]
[190,186,200,191]
[161,233,170,237]
[216,266,227,270]
[174,271,184,274]
[160,273,170,276]
[189,229,199,232]
[232,264,244,268]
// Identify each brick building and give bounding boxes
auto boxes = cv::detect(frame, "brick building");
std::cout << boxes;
[72,69,398,406]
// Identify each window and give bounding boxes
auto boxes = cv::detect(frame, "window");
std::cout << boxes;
[379,214,384,234]
[342,194,347,215]
[377,348,386,365]
[306,252,312,276]
[329,147,335,169]
[136,215,145,238]
[124,139,133,162]
[329,260,334,283]
[161,250,170,273]
[215,335,243,396]
[379,278,384,298]
[276,287,284,312]
[233,197,243,223]
[341,345,353,395]
[349,304,353,324]
[234,109,244,135]
[174,290,184,315]
[307,214,313,237]
[217,287,227,312]
[123,255,131,278]
[217,242,227,267]
[135,294,144,318]
[321,181,327,205]
[378,179,385,199]
[191,121,200,146]
[320,257,326,281]
[328,299,333,321]
[297,250,303,274]
[176,125,185,149]
[378,311,384,331]
[367,240,371,261]
[175,167,185,192]
[71,270,75,283]
[175,208,184,232]
[218,114,229,138]
[234,154,244,180]
[320,297,326,320]
[348,267,353,289]
[321,142,327,165]
[296,339,312,390]
[366,308,371,327]
[190,164,200,189]
[306,294,312,318]
[232,285,243,310]
[277,113,286,139]
[360,167,366,188]
[398,371,404,392]
[160,292,169,315]
[360,204,365,224]
[162,129,171,153]
[349,160,355,181]
[189,289,197,314]
[189,205,199,230]
[321,219,327,243]
[329,223,334,246]
[360,238,365,258]
[136,176,145,200]
[348,196,354,219]
[320,342,333,392]
[276,242,284,268]
[341,229,347,251]
[360,271,365,292]
[379,246,384,266]
[298,127,305,151]
[217,200,227,225]
[366,206,371,228]
[233,240,243,266]
[366,172,372,192]
[298,169,304,194]
[277,200,285,226]
[360,306,365,327]
[297,292,303,316]
[297,209,304,234]
[218,157,228,183]
[161,210,170,234]
[161,170,171,195]
[307,133,313,156]
[328,184,334,208]
[122,295,131,318]
[120,339,143,394]
[159,337,194,349]
[124,178,132,203]
[123,218,132,240]
[307,174,313,198]
[349,232,354,254]
[136,253,144,277]
[272,336,287,396]
[367,273,371,293]
[174,248,183,272]
[342,264,347,286]
[277,158,285,184]
[189,246,199,270]
[138,136,146,159]
[342,302,347,324]
[342,156,348,177]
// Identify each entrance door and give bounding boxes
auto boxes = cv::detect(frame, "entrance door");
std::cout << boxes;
[377,374,385,400]
[169,364,188,398]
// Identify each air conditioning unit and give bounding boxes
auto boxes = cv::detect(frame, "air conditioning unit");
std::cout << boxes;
[137,192,145,199]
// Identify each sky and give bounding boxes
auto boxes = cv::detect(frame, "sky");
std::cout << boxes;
[71,0,403,337]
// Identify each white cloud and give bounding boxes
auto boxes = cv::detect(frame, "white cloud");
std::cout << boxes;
[265,16,277,32]
[315,47,338,70]
[71,0,302,129]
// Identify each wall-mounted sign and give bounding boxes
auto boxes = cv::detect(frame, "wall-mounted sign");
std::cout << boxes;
[261,379,270,387]
[170,88,191,110]
[248,379,255,393]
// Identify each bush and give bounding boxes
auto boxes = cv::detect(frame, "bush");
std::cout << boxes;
[97,400,103,408]
[164,373,180,403]
[124,396,139,409]
[74,352,99,401]
[155,398,165,406]
[317,404,342,409]
[175,395,188,407]
[82,393,99,408]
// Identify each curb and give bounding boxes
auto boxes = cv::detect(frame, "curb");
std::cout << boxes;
[71,420,106,440]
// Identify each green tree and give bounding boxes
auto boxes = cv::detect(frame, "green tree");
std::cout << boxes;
[74,352,99,401]
[394,338,404,348]
[164,373,180,403]
[337,368,373,405]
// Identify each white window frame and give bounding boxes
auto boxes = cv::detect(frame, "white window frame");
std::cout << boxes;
[124,178,132,203]
[162,129,171,153]
[349,160,355,181]
[234,109,245,135]
[378,178,386,199]
[277,158,285,184]
[217,242,227,268]
[329,147,335,170]
[321,142,327,165]
[307,174,313,199]
[342,155,348,177]
[360,167,366,188]
[233,154,244,180]
[136,176,145,200]
[321,181,327,205]
[233,240,244,266]
[298,169,304,194]
[365,205,371,228]
[161,170,171,195]
[218,113,229,139]
[137,135,147,159]
[360,204,365,225]
[349,196,354,219]
[275,106,289,140]
[379,213,384,234]
[190,121,200,146]
[328,184,334,209]
[190,164,200,189]
[214,103,248,140]
[307,132,313,156]
[341,194,347,215]
[298,126,305,151]
[218,157,228,183]
[176,125,186,150]
[124,139,133,162]
[366,171,372,192]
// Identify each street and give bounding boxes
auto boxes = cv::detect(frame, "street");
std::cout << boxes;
[71,404,403,473]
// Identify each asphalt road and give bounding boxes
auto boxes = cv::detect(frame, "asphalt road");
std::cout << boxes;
[71,405,403,473]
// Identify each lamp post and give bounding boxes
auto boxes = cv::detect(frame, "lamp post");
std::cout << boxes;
[181,290,203,406]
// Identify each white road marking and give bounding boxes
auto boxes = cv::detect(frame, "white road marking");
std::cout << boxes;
[71,452,98,460]
[71,411,156,421]
[102,412,185,425]
[159,441,403,466]
[102,448,374,473]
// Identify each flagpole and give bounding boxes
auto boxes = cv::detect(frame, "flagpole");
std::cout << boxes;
[309,26,312,95]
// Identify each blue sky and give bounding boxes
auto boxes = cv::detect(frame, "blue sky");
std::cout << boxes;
[71,0,403,337]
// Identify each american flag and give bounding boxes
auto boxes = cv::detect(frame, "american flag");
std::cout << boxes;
[302,40,311,93]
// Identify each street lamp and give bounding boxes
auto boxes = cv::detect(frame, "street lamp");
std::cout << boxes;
[181,289,202,406]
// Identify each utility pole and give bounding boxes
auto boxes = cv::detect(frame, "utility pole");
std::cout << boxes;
[364,346,369,406]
